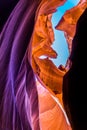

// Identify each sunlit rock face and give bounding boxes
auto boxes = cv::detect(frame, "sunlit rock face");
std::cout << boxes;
[32,0,67,94]
[31,0,87,94]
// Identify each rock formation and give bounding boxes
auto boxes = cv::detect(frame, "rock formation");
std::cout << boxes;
[32,0,87,94]
[0,0,87,130]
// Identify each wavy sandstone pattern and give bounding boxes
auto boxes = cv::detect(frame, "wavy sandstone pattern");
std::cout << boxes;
[0,0,87,130]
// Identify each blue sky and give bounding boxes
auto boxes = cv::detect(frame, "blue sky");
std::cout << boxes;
[52,0,80,67]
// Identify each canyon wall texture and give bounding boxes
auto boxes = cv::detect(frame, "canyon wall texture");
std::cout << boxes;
[0,0,87,130]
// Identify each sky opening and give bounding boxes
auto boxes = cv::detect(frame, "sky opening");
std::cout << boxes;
[52,0,80,67]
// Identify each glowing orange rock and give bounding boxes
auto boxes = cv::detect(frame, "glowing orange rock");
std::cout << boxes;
[31,0,87,94]
[31,0,67,94]
[34,57,65,94]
